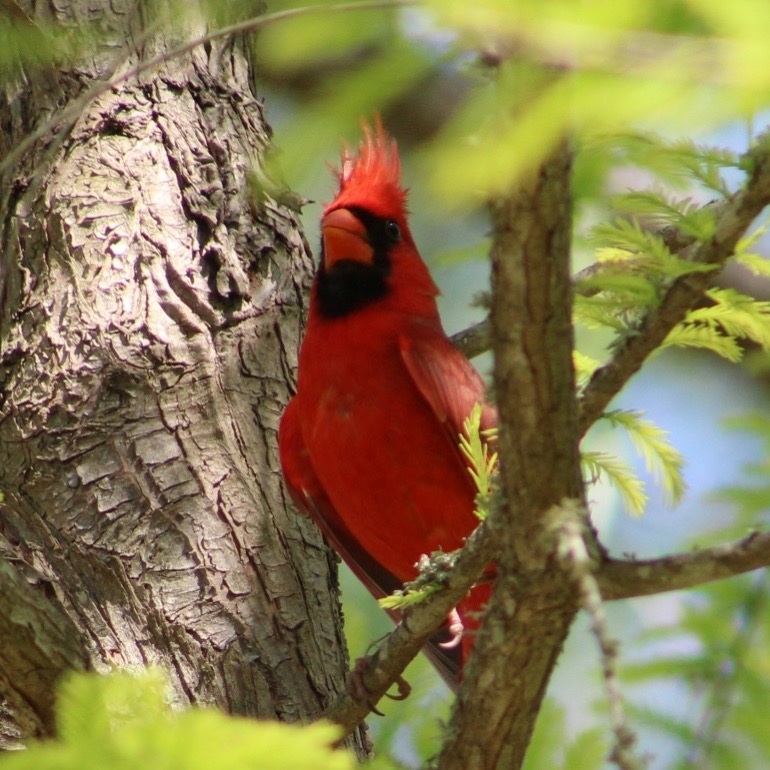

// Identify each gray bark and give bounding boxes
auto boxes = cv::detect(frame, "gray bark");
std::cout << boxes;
[438,142,583,770]
[0,1,357,751]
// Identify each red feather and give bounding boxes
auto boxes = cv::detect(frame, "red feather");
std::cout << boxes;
[279,120,496,689]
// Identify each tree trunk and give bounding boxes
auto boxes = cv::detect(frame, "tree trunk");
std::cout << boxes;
[0,1,357,751]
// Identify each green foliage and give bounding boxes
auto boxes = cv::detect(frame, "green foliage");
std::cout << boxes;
[378,565,442,611]
[573,290,643,334]
[612,189,718,239]
[625,573,770,769]
[573,350,601,389]
[581,451,648,516]
[590,217,717,279]
[602,409,687,505]
[732,225,770,277]
[244,0,770,208]
[662,324,744,362]
[0,670,352,770]
[253,1,395,71]
[621,415,770,769]
[662,288,770,362]
[584,132,740,196]
[459,403,498,520]
[573,136,770,415]
[417,0,770,202]
[378,549,457,611]
[522,699,609,770]
[572,138,737,345]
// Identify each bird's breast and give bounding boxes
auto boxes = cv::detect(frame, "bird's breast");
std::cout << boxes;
[296,321,477,582]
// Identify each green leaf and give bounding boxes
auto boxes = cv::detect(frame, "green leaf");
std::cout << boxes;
[588,131,740,195]
[627,703,699,744]
[379,550,458,611]
[574,350,601,388]
[591,217,672,263]
[0,670,352,770]
[663,287,770,362]
[561,727,609,770]
[254,3,394,70]
[699,288,770,350]
[581,451,648,516]
[458,403,499,520]
[602,410,687,504]
[612,188,717,240]
[577,272,661,307]
[732,224,770,278]
[523,699,608,770]
[574,293,639,332]
[522,699,568,770]
[378,582,440,611]
[733,250,770,278]
[661,324,744,362]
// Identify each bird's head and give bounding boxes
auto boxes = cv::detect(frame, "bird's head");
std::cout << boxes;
[315,119,439,319]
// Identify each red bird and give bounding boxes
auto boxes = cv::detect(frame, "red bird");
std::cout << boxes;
[278,120,496,689]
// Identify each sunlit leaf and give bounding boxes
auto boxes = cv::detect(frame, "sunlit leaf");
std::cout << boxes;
[0,670,351,770]
[581,451,648,516]
[602,409,687,504]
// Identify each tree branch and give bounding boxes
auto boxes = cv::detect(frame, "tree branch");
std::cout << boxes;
[598,529,770,600]
[320,515,769,738]
[449,205,724,362]
[321,518,498,737]
[437,140,583,770]
[450,318,492,361]
[577,136,770,436]
[319,521,770,737]
[450,136,770,426]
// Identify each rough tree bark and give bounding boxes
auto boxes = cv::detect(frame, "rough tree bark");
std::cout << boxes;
[0,1,360,752]
[436,141,584,770]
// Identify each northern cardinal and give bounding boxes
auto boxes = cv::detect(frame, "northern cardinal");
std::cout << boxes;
[278,120,496,689]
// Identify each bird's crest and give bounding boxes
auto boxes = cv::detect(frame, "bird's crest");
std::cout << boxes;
[328,117,407,215]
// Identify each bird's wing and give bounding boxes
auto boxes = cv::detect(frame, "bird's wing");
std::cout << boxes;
[279,396,462,689]
[399,321,497,449]
[400,318,499,584]
[279,398,401,600]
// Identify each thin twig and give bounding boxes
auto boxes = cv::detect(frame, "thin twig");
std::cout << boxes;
[551,501,645,770]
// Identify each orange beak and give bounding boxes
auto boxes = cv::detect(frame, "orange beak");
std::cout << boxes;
[321,208,374,269]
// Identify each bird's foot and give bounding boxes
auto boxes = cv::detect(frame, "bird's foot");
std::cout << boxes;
[346,655,412,715]
[438,608,464,650]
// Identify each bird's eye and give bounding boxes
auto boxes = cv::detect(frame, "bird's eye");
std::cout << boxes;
[385,219,401,243]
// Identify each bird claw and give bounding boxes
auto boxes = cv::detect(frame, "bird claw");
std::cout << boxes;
[438,608,464,650]
[384,674,412,701]
[346,655,412,714]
